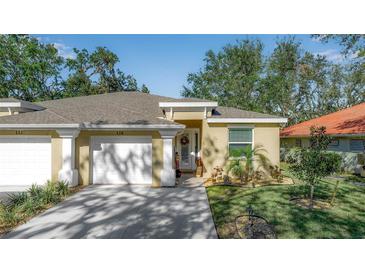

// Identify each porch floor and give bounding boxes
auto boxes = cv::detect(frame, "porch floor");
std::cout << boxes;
[177,173,204,188]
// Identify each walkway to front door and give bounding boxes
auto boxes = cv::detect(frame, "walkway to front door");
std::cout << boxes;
[3,184,217,239]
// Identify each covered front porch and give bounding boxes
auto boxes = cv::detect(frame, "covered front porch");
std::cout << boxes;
[173,120,203,177]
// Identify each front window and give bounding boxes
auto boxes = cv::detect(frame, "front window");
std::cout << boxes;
[228,128,253,157]
[350,139,365,152]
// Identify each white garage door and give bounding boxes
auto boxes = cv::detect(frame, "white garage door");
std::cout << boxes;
[91,136,152,185]
[0,137,52,186]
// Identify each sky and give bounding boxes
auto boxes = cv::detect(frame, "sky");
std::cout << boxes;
[34,34,343,98]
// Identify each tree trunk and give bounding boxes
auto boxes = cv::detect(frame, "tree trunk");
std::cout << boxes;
[309,184,314,209]
[330,180,340,206]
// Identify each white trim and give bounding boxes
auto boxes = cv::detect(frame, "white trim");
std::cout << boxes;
[159,102,218,108]
[207,118,288,124]
[57,129,80,138]
[0,101,44,111]
[227,124,255,129]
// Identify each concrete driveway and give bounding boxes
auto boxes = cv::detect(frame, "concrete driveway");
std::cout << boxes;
[3,185,217,239]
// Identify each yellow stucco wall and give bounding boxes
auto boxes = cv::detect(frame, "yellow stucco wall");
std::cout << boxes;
[75,130,163,187]
[0,130,62,181]
[171,111,205,120]
[201,121,281,176]
[254,124,281,166]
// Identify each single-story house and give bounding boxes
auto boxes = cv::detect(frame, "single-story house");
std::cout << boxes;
[281,102,365,153]
[0,92,287,187]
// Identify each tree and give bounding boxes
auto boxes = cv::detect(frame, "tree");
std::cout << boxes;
[182,36,363,125]
[0,34,149,101]
[312,34,365,57]
[140,84,150,93]
[287,126,341,208]
[64,47,142,96]
[258,37,300,120]
[182,39,264,111]
[0,34,64,101]
[313,34,365,107]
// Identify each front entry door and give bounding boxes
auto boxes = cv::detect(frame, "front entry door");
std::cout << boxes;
[176,129,199,171]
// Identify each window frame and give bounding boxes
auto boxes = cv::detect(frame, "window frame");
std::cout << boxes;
[228,125,254,159]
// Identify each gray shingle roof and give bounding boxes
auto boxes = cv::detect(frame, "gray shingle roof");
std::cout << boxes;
[0,91,281,126]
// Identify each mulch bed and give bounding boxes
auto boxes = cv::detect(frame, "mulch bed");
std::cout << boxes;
[216,215,277,239]
[290,197,332,210]
[235,215,276,239]
[204,177,294,188]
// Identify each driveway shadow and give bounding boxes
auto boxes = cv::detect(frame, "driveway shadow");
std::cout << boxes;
[2,185,217,239]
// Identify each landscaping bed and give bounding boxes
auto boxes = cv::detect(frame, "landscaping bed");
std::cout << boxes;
[206,176,365,239]
[0,181,81,236]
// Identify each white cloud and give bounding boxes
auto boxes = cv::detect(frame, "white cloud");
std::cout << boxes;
[311,36,322,43]
[315,49,345,63]
[315,49,359,63]
[53,42,76,59]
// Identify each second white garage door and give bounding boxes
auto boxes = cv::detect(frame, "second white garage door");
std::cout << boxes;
[91,136,153,185]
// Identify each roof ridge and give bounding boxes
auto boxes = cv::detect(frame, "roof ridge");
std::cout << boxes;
[43,108,76,123]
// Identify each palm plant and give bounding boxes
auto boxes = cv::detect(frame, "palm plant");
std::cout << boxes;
[227,145,270,187]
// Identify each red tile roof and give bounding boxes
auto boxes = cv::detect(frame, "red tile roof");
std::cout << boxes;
[281,102,365,137]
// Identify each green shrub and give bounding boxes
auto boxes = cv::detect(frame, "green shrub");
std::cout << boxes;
[1,181,72,230]
[19,197,45,216]
[28,184,43,200]
[42,181,61,204]
[7,192,28,209]
[0,204,21,227]
[284,147,302,163]
[56,181,69,197]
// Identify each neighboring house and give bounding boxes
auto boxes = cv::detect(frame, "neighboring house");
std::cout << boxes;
[281,102,365,153]
[0,92,287,187]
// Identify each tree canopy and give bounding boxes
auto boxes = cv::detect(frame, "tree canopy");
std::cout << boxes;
[0,34,149,101]
[182,36,365,125]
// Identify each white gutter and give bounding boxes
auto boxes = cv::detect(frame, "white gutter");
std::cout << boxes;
[0,123,185,130]
[207,118,288,124]
[0,124,80,129]
[81,123,185,130]
[159,102,218,108]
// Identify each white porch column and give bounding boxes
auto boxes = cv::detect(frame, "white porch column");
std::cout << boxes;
[57,129,80,187]
[159,129,180,187]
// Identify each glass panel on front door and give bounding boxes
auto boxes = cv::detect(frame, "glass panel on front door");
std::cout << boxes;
[180,134,190,167]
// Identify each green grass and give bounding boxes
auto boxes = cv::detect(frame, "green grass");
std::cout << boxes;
[206,171,365,239]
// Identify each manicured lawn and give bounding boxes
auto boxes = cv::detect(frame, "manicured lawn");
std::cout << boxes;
[206,170,365,238]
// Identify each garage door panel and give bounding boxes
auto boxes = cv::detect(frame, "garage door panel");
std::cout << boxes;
[92,137,152,185]
[0,137,52,186]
